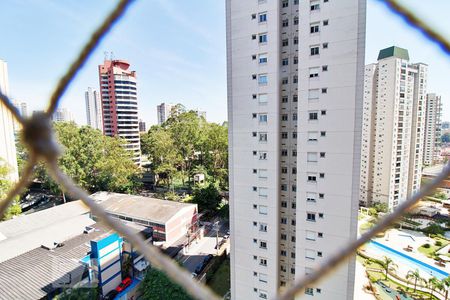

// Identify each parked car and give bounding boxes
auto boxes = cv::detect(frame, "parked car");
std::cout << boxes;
[115,277,132,292]
[204,254,213,264]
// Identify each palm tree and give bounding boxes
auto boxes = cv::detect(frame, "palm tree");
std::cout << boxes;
[406,269,424,293]
[427,277,440,300]
[380,256,398,280]
[443,276,450,300]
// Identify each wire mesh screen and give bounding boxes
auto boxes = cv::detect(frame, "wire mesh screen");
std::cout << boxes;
[0,1,448,300]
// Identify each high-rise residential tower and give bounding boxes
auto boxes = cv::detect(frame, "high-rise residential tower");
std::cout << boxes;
[85,87,103,130]
[156,103,174,125]
[139,119,146,133]
[360,46,427,210]
[52,108,74,123]
[226,1,366,299]
[423,93,442,166]
[98,60,141,165]
[12,100,27,131]
[0,59,18,181]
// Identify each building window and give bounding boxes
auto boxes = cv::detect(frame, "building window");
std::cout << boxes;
[281,217,287,224]
[320,152,325,158]
[259,114,268,124]
[293,94,298,102]
[306,249,315,260]
[310,23,320,34]
[281,96,288,103]
[259,290,268,299]
[307,174,317,182]
[259,169,268,178]
[259,151,268,160]
[293,56,298,64]
[307,213,316,222]
[282,39,289,47]
[260,258,267,266]
[259,74,268,85]
[320,131,326,137]
[309,112,318,120]
[322,65,328,71]
[308,131,318,141]
[293,36,298,44]
[259,223,268,232]
[319,213,324,218]
[259,33,268,44]
[282,58,289,66]
[294,17,299,25]
[282,77,288,85]
[309,89,320,100]
[282,0,288,8]
[282,19,289,27]
[323,42,328,49]
[321,110,327,115]
[309,67,320,78]
[281,149,288,156]
[259,54,268,64]
[310,46,320,56]
[306,230,316,240]
[258,94,268,104]
[259,206,268,215]
[323,19,329,26]
[305,288,314,295]
[307,152,318,162]
[281,132,288,139]
[259,240,267,249]
[322,88,328,93]
[293,76,298,83]
[259,13,267,23]
[306,192,317,203]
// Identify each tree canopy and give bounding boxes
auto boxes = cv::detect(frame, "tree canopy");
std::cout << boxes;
[19,122,141,195]
[139,268,193,300]
[191,182,222,213]
[141,108,228,189]
[0,160,21,221]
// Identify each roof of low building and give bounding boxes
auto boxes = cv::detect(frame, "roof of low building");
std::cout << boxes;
[378,46,409,61]
[0,200,92,263]
[91,192,197,225]
[0,223,111,300]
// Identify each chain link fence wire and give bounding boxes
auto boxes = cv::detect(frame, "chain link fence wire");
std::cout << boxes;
[0,0,448,299]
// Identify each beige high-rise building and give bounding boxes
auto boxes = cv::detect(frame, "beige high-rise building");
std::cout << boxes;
[423,93,442,166]
[0,59,18,181]
[226,0,366,299]
[360,46,427,210]
[156,103,174,125]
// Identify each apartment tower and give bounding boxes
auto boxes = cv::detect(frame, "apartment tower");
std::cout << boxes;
[98,60,141,165]
[156,102,174,125]
[226,0,366,299]
[0,59,18,181]
[360,47,427,210]
[423,93,442,166]
[85,87,103,130]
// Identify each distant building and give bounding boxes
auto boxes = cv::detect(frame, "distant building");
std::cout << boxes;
[85,87,103,130]
[423,93,442,165]
[139,119,146,133]
[52,108,74,122]
[442,121,450,133]
[360,46,427,210]
[98,60,141,165]
[0,59,18,181]
[156,102,174,125]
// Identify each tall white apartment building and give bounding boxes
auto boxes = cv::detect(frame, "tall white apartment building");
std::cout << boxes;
[423,93,442,166]
[156,103,174,125]
[0,59,18,181]
[226,1,366,299]
[360,46,427,210]
[12,100,27,131]
[85,87,103,130]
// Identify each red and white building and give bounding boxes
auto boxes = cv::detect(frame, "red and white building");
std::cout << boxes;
[98,60,141,165]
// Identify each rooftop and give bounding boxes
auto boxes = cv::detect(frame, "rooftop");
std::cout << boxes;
[0,200,92,263]
[378,46,409,61]
[91,192,197,224]
[0,223,111,300]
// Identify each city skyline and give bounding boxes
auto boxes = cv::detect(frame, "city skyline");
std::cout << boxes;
[0,1,449,127]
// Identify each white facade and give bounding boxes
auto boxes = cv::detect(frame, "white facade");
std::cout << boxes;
[226,1,365,299]
[156,103,174,125]
[360,47,427,210]
[0,59,18,181]
[423,93,442,166]
[52,108,74,123]
[85,87,103,130]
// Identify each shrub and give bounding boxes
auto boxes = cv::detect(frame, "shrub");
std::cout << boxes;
[423,243,431,249]
[435,241,443,247]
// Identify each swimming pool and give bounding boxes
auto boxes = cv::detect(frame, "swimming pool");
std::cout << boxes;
[366,240,449,280]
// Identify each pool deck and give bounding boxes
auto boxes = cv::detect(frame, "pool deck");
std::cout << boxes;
[364,229,450,279]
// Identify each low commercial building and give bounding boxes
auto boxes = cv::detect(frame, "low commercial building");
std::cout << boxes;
[91,192,199,246]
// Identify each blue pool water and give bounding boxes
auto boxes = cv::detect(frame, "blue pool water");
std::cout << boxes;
[366,240,449,280]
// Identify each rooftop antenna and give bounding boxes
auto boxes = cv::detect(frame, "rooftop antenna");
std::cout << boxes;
[110,51,114,61]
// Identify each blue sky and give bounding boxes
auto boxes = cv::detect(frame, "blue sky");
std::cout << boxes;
[1,0,449,126]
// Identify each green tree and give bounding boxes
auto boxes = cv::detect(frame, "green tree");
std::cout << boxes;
[55,288,98,300]
[427,277,440,300]
[443,276,450,300]
[22,122,141,195]
[406,269,424,293]
[141,126,181,187]
[191,182,222,213]
[139,268,193,300]
[442,133,450,143]
[0,159,22,221]
[380,256,397,280]
[201,122,228,188]
[373,202,388,213]
[423,223,445,236]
